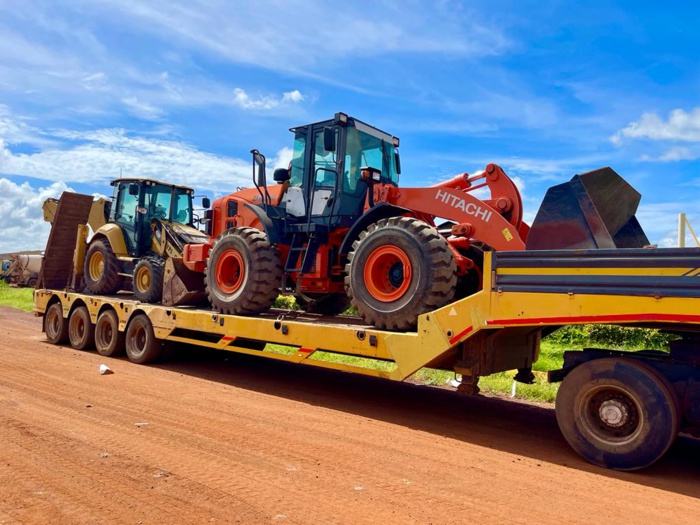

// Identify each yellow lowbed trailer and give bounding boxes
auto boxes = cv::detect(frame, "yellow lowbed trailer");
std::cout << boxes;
[34,248,700,471]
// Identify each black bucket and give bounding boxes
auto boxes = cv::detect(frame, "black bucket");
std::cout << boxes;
[526,167,649,250]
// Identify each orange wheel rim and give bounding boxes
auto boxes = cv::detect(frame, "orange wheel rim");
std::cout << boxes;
[215,249,245,294]
[364,245,412,302]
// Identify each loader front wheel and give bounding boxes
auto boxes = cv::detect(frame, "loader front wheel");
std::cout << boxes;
[84,239,124,295]
[205,228,283,315]
[345,217,457,330]
[133,257,165,303]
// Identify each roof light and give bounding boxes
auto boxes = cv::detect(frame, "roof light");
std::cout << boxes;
[334,112,349,125]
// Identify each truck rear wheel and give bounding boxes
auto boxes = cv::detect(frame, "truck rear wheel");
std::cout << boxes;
[345,217,456,330]
[95,309,125,357]
[555,357,680,471]
[68,306,95,350]
[125,314,162,364]
[84,238,124,295]
[205,228,283,315]
[133,257,165,303]
[45,302,69,345]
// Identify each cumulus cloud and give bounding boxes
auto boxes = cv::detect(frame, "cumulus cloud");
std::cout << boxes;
[612,108,700,144]
[0,178,72,252]
[0,120,292,196]
[232,88,305,110]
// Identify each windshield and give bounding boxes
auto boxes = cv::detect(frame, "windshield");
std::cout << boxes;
[344,125,399,196]
[174,188,193,225]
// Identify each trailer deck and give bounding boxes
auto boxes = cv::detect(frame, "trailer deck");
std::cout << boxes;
[34,248,700,471]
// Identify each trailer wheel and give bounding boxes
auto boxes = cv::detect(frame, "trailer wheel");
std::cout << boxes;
[95,310,125,357]
[205,228,283,315]
[45,302,69,345]
[345,217,456,330]
[133,257,165,303]
[84,238,124,295]
[125,314,162,364]
[68,306,95,350]
[555,357,680,471]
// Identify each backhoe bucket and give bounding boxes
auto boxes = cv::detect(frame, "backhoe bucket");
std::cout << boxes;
[525,167,649,250]
[162,258,207,306]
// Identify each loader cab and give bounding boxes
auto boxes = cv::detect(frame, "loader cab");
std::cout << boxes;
[109,179,195,256]
[284,112,401,229]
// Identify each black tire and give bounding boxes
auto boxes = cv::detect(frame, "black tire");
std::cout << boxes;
[95,309,125,357]
[27,276,38,288]
[345,217,456,330]
[555,357,681,471]
[45,302,69,345]
[125,314,162,364]
[68,306,95,350]
[133,256,165,303]
[297,294,352,315]
[205,228,283,315]
[84,238,124,295]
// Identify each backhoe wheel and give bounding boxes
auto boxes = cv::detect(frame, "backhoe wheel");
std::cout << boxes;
[45,302,69,345]
[125,314,162,364]
[84,238,124,295]
[205,227,283,315]
[555,358,681,471]
[95,309,125,357]
[345,217,457,330]
[133,257,165,303]
[68,306,95,351]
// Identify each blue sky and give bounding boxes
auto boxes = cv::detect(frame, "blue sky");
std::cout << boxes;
[1,0,699,251]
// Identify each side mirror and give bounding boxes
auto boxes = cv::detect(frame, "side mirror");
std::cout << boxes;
[273,168,290,183]
[394,151,401,175]
[202,197,211,209]
[250,149,267,187]
[323,127,336,152]
[128,183,139,196]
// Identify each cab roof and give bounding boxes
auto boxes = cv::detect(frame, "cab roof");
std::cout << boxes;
[110,178,194,192]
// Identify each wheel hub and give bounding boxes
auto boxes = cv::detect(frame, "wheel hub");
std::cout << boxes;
[598,399,628,427]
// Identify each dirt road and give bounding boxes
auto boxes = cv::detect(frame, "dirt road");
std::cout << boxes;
[0,307,698,524]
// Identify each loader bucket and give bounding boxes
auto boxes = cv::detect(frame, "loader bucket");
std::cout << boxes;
[525,167,649,250]
[162,257,207,306]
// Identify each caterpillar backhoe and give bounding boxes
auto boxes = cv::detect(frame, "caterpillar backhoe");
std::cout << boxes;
[41,179,210,306]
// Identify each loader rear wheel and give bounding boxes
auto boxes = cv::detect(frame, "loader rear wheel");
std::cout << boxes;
[555,358,680,471]
[125,314,162,364]
[45,302,69,345]
[95,309,125,357]
[133,257,165,303]
[205,228,283,315]
[84,238,124,295]
[345,217,457,330]
[68,306,95,350]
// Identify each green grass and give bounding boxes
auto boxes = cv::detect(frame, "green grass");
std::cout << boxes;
[0,282,34,312]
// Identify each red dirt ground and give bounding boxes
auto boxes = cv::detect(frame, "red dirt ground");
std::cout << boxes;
[0,307,698,524]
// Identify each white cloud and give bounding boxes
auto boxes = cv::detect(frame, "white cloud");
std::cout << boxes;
[639,146,700,162]
[612,108,700,144]
[121,96,165,121]
[0,178,72,252]
[0,113,292,195]
[232,88,305,110]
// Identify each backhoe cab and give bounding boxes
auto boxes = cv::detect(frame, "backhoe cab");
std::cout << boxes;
[82,179,210,305]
